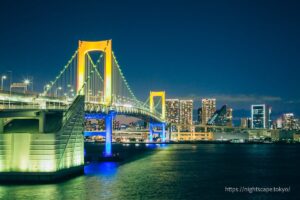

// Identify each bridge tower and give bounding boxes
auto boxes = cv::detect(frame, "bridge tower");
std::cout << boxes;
[150,91,166,120]
[77,40,114,156]
[77,40,112,105]
[149,91,166,142]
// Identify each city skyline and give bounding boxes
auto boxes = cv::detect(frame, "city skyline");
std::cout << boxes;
[1,0,300,115]
[1,1,300,198]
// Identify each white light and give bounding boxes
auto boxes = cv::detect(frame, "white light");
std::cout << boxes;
[123,104,132,108]
[24,79,30,84]
[2,75,7,79]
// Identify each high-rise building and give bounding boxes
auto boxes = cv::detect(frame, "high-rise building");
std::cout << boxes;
[240,118,251,128]
[275,118,283,129]
[251,104,271,129]
[166,99,180,124]
[179,100,193,126]
[201,98,216,125]
[226,107,233,127]
[207,105,233,127]
[281,113,298,130]
[197,107,202,124]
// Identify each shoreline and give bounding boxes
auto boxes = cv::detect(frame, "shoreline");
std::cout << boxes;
[85,141,300,145]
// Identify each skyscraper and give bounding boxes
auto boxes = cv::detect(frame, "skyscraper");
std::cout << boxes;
[240,118,251,128]
[226,107,233,127]
[179,100,193,126]
[201,98,216,125]
[207,105,233,127]
[281,113,298,130]
[166,99,180,124]
[197,107,202,124]
[251,104,271,129]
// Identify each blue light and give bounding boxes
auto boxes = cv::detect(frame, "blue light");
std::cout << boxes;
[149,123,153,142]
[162,123,166,142]
[105,113,112,157]
[146,143,156,149]
[84,162,118,176]
[84,131,106,137]
[104,111,116,157]
[85,113,106,119]
[149,122,166,142]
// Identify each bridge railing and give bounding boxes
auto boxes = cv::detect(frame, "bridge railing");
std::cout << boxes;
[0,89,39,97]
[0,103,69,110]
[0,92,74,110]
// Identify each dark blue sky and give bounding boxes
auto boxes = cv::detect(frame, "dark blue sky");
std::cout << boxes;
[0,0,300,115]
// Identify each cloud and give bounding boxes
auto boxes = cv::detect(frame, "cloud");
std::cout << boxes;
[179,94,282,103]
[285,100,300,104]
[176,94,300,115]
[211,94,282,103]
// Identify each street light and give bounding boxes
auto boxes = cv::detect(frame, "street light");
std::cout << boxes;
[64,92,68,100]
[42,84,51,96]
[69,88,75,99]
[6,71,12,108]
[1,75,7,90]
[24,79,30,85]
[24,79,30,92]
[44,84,50,91]
[7,71,12,94]
[56,87,62,97]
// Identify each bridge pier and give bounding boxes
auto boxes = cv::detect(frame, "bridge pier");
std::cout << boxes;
[104,110,116,157]
[161,123,166,142]
[149,123,153,142]
[149,122,166,142]
[38,111,46,133]
[0,95,85,182]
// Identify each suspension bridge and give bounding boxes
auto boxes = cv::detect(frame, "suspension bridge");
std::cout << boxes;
[0,40,166,181]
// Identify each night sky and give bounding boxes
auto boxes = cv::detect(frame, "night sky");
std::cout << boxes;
[0,0,300,117]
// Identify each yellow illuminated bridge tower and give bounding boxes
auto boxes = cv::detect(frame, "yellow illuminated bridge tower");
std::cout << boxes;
[77,40,112,104]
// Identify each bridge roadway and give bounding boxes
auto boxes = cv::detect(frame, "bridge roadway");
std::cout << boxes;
[0,90,163,123]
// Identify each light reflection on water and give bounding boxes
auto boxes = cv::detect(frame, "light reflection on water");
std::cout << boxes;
[0,144,299,200]
[85,162,118,176]
[146,143,168,149]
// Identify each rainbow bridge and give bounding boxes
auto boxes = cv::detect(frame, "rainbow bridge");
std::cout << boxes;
[0,40,166,181]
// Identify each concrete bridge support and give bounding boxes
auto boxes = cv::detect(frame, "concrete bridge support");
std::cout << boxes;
[0,95,85,182]
[0,118,3,133]
[38,111,46,133]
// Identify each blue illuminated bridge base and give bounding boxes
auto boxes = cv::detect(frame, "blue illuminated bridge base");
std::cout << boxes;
[84,113,167,157]
[104,111,116,157]
[149,122,166,142]
[85,111,116,158]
